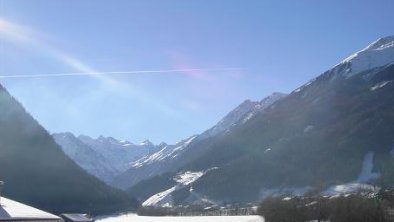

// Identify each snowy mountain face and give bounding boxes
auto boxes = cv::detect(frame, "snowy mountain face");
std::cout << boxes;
[112,135,198,189]
[53,133,119,183]
[77,135,159,172]
[132,136,197,169]
[113,92,287,189]
[293,36,394,94]
[201,92,287,138]
[53,133,161,185]
[339,36,394,78]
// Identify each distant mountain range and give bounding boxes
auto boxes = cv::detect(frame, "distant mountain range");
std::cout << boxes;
[0,85,138,214]
[54,92,286,188]
[52,133,160,183]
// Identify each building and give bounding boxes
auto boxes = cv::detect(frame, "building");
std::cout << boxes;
[60,214,94,222]
[0,196,62,222]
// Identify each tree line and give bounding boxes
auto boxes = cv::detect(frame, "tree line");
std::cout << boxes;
[258,189,394,222]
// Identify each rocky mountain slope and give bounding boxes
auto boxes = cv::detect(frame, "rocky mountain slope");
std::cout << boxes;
[112,92,287,189]
[0,84,138,214]
[127,36,394,206]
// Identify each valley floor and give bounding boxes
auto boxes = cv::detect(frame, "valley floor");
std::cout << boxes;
[97,213,264,222]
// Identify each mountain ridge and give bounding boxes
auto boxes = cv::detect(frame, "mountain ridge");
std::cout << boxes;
[112,92,287,190]
[53,91,286,190]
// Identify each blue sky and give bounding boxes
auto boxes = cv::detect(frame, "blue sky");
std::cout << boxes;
[0,0,393,144]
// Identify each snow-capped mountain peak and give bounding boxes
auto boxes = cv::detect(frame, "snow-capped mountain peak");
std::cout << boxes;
[362,36,394,51]
[54,133,161,184]
[339,36,394,78]
[140,139,154,146]
[201,92,287,137]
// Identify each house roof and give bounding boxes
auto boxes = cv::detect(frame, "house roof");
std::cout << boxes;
[0,197,61,221]
[60,214,93,222]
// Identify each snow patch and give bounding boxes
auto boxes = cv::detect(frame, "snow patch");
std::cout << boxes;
[142,187,176,207]
[174,171,204,186]
[142,170,206,207]
[371,81,391,91]
[324,183,377,195]
[142,168,219,207]
[293,88,302,93]
[242,112,255,123]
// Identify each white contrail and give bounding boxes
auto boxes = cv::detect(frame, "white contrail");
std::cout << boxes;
[0,68,241,79]
[0,18,241,118]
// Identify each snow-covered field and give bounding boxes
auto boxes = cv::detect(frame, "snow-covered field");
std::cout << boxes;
[97,214,264,222]
[142,170,215,207]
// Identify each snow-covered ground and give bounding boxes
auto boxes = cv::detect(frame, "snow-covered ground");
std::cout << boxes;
[142,187,177,207]
[97,214,264,222]
[174,171,205,185]
[142,170,207,207]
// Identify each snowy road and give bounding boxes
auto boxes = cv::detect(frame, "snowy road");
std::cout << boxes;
[97,214,264,222]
